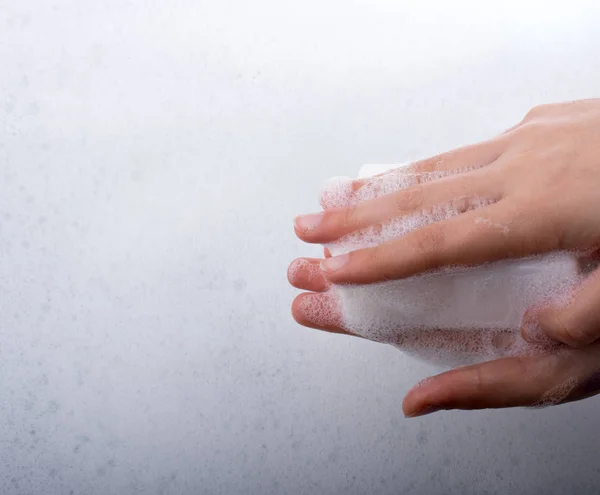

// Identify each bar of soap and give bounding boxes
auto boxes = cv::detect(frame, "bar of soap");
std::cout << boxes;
[319,164,579,367]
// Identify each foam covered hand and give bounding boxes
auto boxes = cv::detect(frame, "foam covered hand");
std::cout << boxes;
[294,99,600,348]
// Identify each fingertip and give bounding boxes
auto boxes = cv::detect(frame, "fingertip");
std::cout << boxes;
[291,293,326,328]
[291,293,310,325]
[520,308,546,344]
[291,292,345,332]
[288,258,330,292]
[294,208,351,244]
[294,212,325,241]
[403,376,441,418]
[287,258,304,285]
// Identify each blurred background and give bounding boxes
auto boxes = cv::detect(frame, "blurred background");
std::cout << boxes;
[1,1,600,493]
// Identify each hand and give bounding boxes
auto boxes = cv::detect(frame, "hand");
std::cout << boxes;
[294,99,600,348]
[288,253,600,415]
[290,99,600,414]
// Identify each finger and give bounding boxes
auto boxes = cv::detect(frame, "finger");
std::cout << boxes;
[318,138,506,210]
[350,160,483,198]
[350,169,449,197]
[292,287,521,352]
[402,347,586,417]
[532,268,600,348]
[352,137,505,184]
[403,356,535,416]
[296,169,504,244]
[401,137,507,174]
[321,199,560,285]
[291,292,353,336]
[287,258,330,292]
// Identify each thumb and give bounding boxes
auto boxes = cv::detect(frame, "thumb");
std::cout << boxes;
[524,268,600,348]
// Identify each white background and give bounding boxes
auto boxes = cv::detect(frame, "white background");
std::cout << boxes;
[1,1,600,493]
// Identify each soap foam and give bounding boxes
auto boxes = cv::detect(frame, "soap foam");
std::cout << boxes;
[319,169,464,211]
[316,163,581,367]
[298,292,342,328]
[533,376,579,408]
[288,258,322,286]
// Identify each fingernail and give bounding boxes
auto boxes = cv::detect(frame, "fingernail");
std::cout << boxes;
[294,212,324,232]
[320,253,350,273]
[405,405,441,418]
[522,319,549,344]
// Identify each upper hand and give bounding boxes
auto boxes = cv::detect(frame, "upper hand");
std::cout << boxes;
[294,99,600,347]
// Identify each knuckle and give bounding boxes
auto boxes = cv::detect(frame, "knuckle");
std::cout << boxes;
[451,195,477,214]
[511,200,562,253]
[365,245,392,281]
[409,157,437,173]
[413,225,446,263]
[471,366,485,397]
[523,107,540,121]
[524,103,556,120]
[365,245,379,265]
[394,184,425,212]
[342,205,359,230]
[515,120,549,140]
[542,310,588,347]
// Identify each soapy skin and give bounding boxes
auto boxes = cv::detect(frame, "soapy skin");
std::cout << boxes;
[290,99,600,416]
